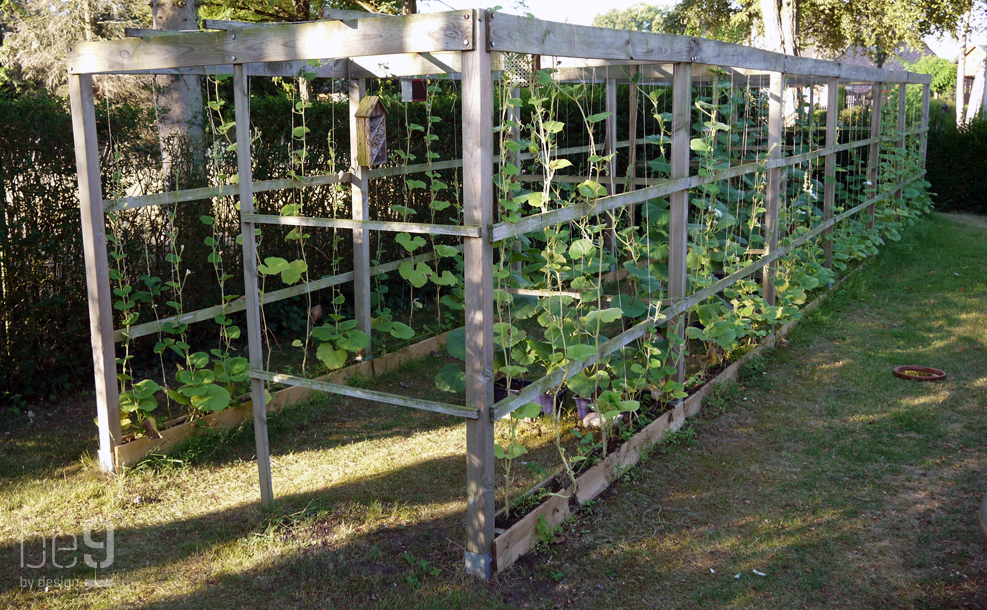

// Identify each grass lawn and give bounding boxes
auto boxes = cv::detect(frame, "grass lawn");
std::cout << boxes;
[1,212,985,609]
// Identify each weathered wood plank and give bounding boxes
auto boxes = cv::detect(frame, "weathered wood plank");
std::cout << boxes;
[668,62,691,382]
[823,77,838,271]
[491,486,572,572]
[867,83,883,230]
[242,213,481,237]
[69,73,121,473]
[68,11,475,74]
[105,172,351,212]
[234,65,274,508]
[919,84,931,166]
[249,370,479,418]
[486,13,927,85]
[114,245,460,342]
[349,76,373,360]
[763,72,783,306]
[463,9,497,580]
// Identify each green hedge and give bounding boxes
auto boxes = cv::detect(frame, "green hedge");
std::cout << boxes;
[926,113,987,214]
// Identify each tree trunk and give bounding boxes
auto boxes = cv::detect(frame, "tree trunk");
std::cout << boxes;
[152,0,211,306]
[957,9,971,127]
[760,0,798,55]
[401,0,417,16]
[152,0,205,189]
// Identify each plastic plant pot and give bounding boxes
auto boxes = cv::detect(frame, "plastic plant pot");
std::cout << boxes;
[892,365,946,381]
[574,396,594,419]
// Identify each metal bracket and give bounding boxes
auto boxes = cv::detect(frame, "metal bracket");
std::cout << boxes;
[465,550,492,579]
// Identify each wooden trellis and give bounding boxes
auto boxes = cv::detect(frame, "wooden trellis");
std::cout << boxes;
[68,9,932,579]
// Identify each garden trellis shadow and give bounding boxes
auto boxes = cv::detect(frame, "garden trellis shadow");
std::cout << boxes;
[66,9,932,579]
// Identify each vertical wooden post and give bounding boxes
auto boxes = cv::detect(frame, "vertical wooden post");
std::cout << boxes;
[763,72,784,306]
[823,77,839,273]
[234,64,273,508]
[69,73,121,473]
[348,73,373,358]
[462,8,494,580]
[627,66,639,227]
[919,84,931,168]
[669,62,691,382]
[866,82,883,230]
[895,82,907,202]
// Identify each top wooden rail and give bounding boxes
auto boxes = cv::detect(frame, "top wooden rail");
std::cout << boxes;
[68,9,930,87]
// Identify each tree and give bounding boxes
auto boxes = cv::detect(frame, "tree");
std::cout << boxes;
[0,0,151,98]
[662,0,756,43]
[592,3,668,32]
[906,56,957,97]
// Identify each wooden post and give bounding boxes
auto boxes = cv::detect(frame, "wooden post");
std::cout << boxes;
[763,72,784,306]
[919,83,931,168]
[349,73,373,359]
[823,77,839,273]
[234,64,273,508]
[69,73,121,473]
[603,78,618,255]
[895,82,907,202]
[627,66,639,228]
[462,8,495,580]
[866,82,883,230]
[669,62,691,382]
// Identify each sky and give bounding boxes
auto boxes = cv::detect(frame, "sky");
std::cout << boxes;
[420,0,986,63]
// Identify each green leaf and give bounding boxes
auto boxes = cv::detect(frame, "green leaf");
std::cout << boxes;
[434,245,460,258]
[435,363,466,393]
[188,352,210,369]
[581,307,623,326]
[316,344,349,370]
[512,402,543,419]
[690,138,712,152]
[447,327,466,360]
[566,343,598,362]
[548,158,573,170]
[431,270,458,286]
[578,180,605,198]
[494,323,526,348]
[292,126,310,138]
[568,238,596,259]
[586,111,612,124]
[189,384,232,412]
[398,261,431,288]
[396,232,427,253]
[336,329,370,352]
[388,321,415,340]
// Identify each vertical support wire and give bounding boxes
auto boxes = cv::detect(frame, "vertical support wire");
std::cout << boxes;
[669,62,692,383]
[234,64,273,508]
[895,82,907,203]
[462,8,495,580]
[69,73,121,473]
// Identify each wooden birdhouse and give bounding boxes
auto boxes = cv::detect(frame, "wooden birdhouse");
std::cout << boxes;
[354,95,388,167]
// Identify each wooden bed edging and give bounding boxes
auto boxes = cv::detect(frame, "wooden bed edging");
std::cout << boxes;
[491,262,866,572]
[114,328,457,467]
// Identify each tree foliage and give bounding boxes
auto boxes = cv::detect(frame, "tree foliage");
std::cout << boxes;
[594,0,975,65]
[592,3,668,32]
[906,55,957,96]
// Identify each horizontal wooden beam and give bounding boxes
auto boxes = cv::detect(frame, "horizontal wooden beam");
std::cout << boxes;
[251,370,478,418]
[68,11,475,74]
[486,13,930,85]
[105,172,351,212]
[243,213,480,237]
[113,244,461,342]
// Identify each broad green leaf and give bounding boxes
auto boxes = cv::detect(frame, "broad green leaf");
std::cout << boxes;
[568,238,596,259]
[388,322,415,340]
[395,232,427,252]
[581,307,623,326]
[435,363,466,393]
[512,402,543,419]
[189,384,232,412]
[316,344,348,370]
[336,330,371,352]
[447,327,466,360]
[566,343,598,362]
